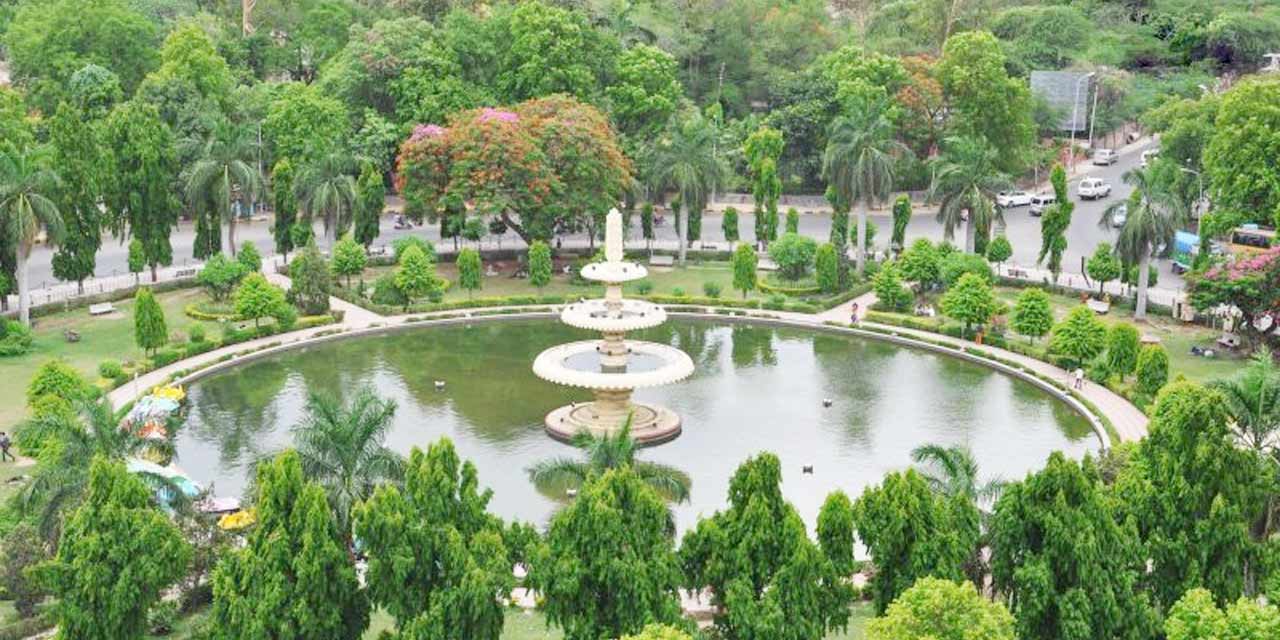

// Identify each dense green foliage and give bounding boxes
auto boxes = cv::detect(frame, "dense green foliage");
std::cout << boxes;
[873,262,913,312]
[287,242,331,315]
[132,287,167,356]
[767,232,818,281]
[330,235,367,288]
[1008,288,1057,343]
[1050,306,1108,366]
[940,273,998,336]
[867,577,1015,640]
[528,241,552,290]
[732,243,757,298]
[1106,323,1142,377]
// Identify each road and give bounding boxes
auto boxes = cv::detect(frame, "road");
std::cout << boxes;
[15,138,1175,299]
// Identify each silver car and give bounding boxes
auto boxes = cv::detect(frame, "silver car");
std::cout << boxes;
[1111,204,1128,228]
[1092,149,1119,165]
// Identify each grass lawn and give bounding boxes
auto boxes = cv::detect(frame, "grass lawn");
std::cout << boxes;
[990,286,1243,384]
[0,287,229,429]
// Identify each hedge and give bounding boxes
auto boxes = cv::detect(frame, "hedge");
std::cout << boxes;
[7,277,199,321]
[184,301,239,322]
[757,276,821,296]
[0,612,55,640]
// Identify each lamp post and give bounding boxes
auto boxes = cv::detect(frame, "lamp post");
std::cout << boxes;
[1068,72,1096,173]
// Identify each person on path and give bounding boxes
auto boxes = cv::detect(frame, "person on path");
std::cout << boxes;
[850,302,859,324]
[1073,367,1084,390]
[0,432,13,462]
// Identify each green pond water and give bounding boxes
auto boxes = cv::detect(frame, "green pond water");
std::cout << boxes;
[176,319,1098,530]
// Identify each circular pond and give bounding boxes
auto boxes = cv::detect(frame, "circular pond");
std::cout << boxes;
[175,319,1098,530]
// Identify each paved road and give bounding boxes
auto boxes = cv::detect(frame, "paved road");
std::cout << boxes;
[14,138,1175,302]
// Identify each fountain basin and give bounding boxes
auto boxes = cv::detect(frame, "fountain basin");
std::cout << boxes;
[560,299,668,333]
[580,261,648,283]
[532,340,695,390]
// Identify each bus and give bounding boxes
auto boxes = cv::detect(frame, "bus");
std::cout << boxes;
[1171,231,1199,274]
[1230,225,1276,256]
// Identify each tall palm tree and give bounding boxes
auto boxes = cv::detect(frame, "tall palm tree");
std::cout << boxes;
[910,443,1005,507]
[1098,166,1184,320]
[295,151,359,249]
[291,387,404,539]
[0,147,63,326]
[527,415,691,503]
[1209,350,1280,455]
[183,122,263,257]
[649,113,722,265]
[823,105,911,277]
[928,136,1011,254]
[19,398,174,543]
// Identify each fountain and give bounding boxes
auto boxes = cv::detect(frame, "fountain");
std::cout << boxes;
[532,208,695,444]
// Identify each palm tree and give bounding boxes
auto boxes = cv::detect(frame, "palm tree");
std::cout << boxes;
[295,151,359,249]
[0,147,63,326]
[649,113,722,265]
[910,443,1005,507]
[1209,350,1280,455]
[526,415,690,503]
[928,136,1011,254]
[183,122,263,257]
[1098,166,1185,320]
[291,387,404,539]
[19,398,174,543]
[823,105,911,278]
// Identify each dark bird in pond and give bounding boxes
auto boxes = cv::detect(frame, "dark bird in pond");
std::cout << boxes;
[802,465,814,474]
[822,399,833,407]
[434,380,446,390]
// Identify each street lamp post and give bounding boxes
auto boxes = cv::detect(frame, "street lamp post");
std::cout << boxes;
[1069,72,1096,173]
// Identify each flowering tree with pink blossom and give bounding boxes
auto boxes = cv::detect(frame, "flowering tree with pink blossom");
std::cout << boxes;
[1189,246,1280,344]
[396,95,630,245]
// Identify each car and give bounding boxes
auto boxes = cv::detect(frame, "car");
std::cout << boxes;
[996,190,1032,207]
[1092,149,1119,165]
[1110,204,1127,228]
[1029,193,1056,216]
[1140,149,1158,167]
[1077,177,1112,200]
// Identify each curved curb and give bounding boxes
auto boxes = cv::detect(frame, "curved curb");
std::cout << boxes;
[119,308,1122,450]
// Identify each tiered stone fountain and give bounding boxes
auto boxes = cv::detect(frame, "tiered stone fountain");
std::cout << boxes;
[532,209,694,444]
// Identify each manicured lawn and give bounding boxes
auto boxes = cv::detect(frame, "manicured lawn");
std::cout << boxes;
[1,287,218,429]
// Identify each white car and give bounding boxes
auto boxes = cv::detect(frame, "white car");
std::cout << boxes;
[1077,177,1112,200]
[1111,204,1128,228]
[1141,149,1158,167]
[1029,193,1056,216]
[1092,149,1119,165]
[996,190,1032,208]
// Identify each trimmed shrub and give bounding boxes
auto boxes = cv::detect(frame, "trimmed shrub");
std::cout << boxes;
[635,281,654,295]
[768,232,818,280]
[97,360,124,379]
[1136,344,1169,396]
[0,320,34,357]
[702,282,722,298]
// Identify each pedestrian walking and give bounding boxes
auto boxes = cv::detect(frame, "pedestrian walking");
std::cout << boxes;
[0,432,14,462]
[1073,367,1084,390]
[850,302,859,324]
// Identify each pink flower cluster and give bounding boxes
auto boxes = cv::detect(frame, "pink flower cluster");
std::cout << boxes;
[478,108,519,123]
[408,124,447,144]
[1205,246,1280,281]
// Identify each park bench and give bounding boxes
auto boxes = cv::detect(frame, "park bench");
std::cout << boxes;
[88,302,115,316]
[1086,299,1111,315]
[649,255,675,267]
[175,268,198,278]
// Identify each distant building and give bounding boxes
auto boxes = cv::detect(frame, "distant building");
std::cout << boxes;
[1030,70,1095,133]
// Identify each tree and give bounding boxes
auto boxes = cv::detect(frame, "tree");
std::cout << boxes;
[1204,79,1280,224]
[991,453,1155,640]
[49,103,105,294]
[296,152,358,248]
[621,625,693,640]
[1011,288,1053,343]
[133,288,167,356]
[745,127,784,248]
[1050,306,1107,366]
[1115,382,1271,609]
[867,578,1015,640]
[1209,350,1280,454]
[1136,345,1170,397]
[34,458,189,640]
[607,45,683,139]
[940,273,998,338]
[910,444,1003,507]
[496,0,618,103]
[732,244,758,299]
[899,239,942,289]
[786,207,801,233]
[263,83,350,167]
[1165,587,1280,640]
[184,122,264,257]
[5,0,159,112]
[272,159,299,261]
[722,207,740,243]
[395,244,441,303]
[1189,247,1280,344]
[818,491,857,576]
[127,239,145,283]
[287,241,331,316]
[815,243,840,293]
[527,416,690,503]
[1100,167,1185,320]
[940,252,993,288]
[651,113,722,265]
[1086,242,1122,295]
[768,232,818,281]
[354,439,512,640]
[873,262,913,312]
[853,468,980,613]
[986,235,1012,270]
[937,31,1035,174]
[196,253,248,302]
[1,524,47,619]
[330,235,367,289]
[237,241,262,273]
[929,136,1009,254]
[457,248,483,298]
[891,195,912,251]
[354,163,384,248]
[528,241,553,291]
[294,387,402,542]
[1106,323,1141,377]
[210,451,368,640]
[825,105,910,277]
[0,146,64,326]
[680,453,855,639]
[641,204,655,250]
[530,469,683,640]
[233,273,288,329]
[25,360,90,410]
[1038,165,1074,280]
